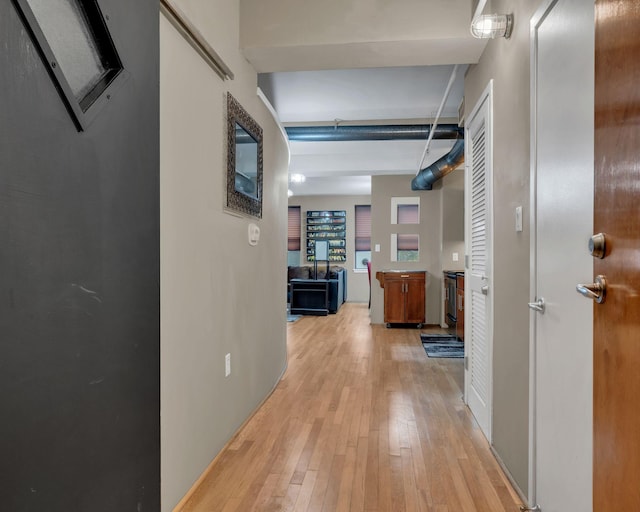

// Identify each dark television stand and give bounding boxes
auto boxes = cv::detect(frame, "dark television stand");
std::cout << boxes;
[290,242,330,316]
[290,278,329,316]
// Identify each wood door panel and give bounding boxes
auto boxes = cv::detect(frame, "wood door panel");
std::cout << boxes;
[594,1,640,509]
[384,279,406,323]
[404,279,425,323]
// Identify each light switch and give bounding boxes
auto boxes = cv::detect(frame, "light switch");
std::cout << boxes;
[515,206,523,232]
[375,244,381,252]
[452,252,459,262]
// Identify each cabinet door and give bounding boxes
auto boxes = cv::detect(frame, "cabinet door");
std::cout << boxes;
[384,279,405,323]
[405,278,425,323]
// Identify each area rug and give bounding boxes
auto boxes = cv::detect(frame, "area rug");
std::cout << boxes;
[421,333,464,358]
[287,314,302,323]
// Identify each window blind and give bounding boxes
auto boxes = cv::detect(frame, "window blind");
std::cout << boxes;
[397,233,419,251]
[288,206,301,251]
[397,204,419,224]
[355,205,371,251]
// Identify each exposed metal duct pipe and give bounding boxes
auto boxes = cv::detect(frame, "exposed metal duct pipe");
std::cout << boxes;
[417,64,460,172]
[285,124,463,142]
[411,138,465,191]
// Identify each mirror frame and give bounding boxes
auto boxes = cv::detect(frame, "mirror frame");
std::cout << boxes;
[226,93,263,218]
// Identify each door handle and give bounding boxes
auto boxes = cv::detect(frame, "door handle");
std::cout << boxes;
[481,285,489,295]
[576,275,607,304]
[528,298,545,313]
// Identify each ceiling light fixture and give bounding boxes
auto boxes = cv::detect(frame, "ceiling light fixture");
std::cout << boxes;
[289,173,306,183]
[470,13,513,39]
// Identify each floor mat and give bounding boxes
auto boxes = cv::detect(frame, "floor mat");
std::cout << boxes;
[421,334,464,358]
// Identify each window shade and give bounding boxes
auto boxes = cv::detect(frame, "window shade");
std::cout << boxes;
[397,234,419,251]
[288,206,301,251]
[355,205,371,251]
[397,204,419,224]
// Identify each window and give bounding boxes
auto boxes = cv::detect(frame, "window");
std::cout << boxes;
[287,206,301,266]
[391,233,419,262]
[391,197,420,224]
[397,204,419,224]
[355,205,371,269]
[390,197,419,261]
[15,0,126,130]
[396,234,419,261]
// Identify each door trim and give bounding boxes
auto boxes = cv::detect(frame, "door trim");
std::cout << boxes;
[528,0,560,507]
[464,79,494,442]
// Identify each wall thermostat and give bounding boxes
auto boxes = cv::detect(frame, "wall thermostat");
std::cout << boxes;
[248,223,260,246]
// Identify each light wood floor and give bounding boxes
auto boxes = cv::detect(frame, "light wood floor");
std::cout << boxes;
[180,303,523,512]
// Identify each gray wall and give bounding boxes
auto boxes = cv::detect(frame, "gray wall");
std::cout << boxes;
[442,171,465,274]
[464,0,539,495]
[371,175,443,325]
[240,0,479,70]
[160,1,290,509]
[369,172,465,326]
[288,195,371,303]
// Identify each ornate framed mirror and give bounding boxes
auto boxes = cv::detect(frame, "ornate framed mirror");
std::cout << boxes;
[226,93,263,218]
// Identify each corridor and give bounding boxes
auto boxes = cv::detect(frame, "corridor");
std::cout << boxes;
[180,304,521,511]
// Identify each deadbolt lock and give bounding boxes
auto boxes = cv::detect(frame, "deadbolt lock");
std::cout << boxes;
[589,232,607,259]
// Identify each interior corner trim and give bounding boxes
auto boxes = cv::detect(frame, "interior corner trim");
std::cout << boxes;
[160,0,234,81]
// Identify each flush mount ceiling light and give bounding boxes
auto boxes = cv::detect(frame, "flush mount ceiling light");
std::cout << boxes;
[289,173,306,183]
[470,13,513,39]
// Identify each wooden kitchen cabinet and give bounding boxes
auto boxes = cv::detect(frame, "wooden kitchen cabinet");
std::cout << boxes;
[376,271,426,327]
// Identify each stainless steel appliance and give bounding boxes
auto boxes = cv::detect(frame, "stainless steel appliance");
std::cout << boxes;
[444,271,458,326]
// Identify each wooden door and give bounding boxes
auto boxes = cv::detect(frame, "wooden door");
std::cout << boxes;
[384,277,405,323]
[404,276,425,324]
[0,1,159,510]
[594,1,640,509]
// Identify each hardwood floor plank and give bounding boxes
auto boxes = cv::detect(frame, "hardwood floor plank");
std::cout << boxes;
[292,471,318,512]
[178,304,523,512]
[291,418,323,485]
[349,436,369,512]
[335,445,358,511]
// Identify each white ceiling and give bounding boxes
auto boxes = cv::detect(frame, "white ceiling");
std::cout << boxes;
[243,1,484,197]
[259,66,466,196]
[259,65,465,123]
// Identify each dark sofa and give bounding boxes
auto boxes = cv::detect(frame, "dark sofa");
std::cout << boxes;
[287,266,347,313]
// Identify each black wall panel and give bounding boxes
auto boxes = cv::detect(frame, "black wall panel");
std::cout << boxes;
[0,1,160,510]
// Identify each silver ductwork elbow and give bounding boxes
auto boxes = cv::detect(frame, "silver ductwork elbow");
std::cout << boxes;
[411,138,465,191]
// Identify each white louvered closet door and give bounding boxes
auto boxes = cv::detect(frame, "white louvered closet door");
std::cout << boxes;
[464,83,493,441]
